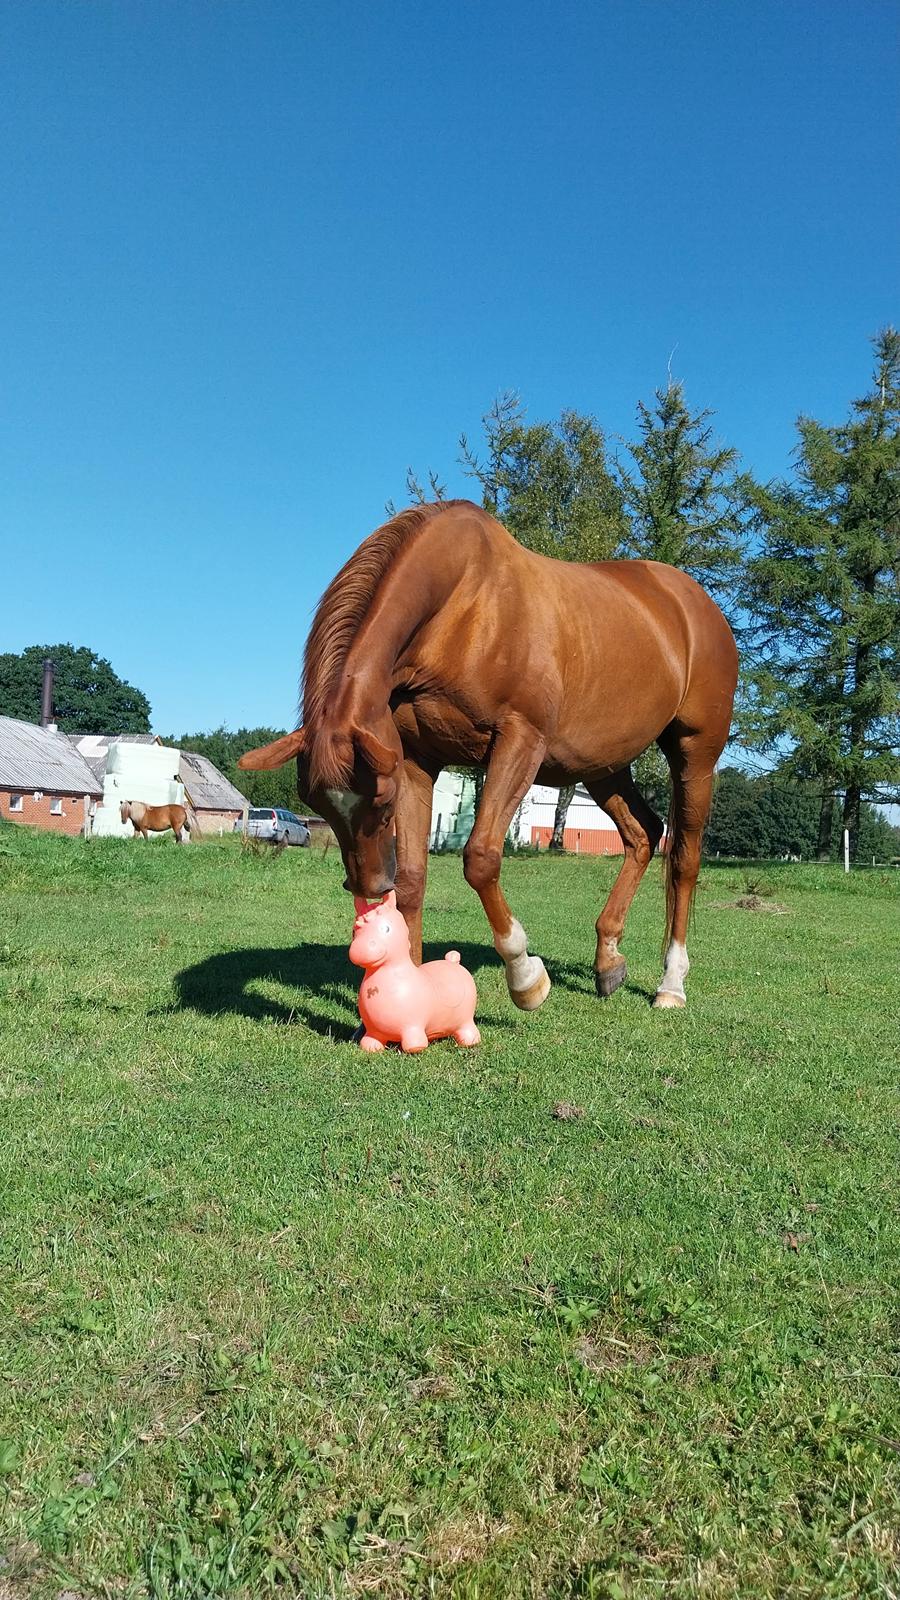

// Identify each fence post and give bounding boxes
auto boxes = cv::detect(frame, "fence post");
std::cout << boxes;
[843,829,850,873]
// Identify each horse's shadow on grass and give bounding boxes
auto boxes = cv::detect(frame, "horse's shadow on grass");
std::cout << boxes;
[170,933,643,1043]
[171,939,563,1041]
[543,955,656,1004]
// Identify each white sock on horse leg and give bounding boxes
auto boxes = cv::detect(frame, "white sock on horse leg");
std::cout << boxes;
[495,918,545,993]
[656,940,689,1001]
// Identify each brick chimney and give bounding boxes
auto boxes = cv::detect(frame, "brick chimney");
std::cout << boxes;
[40,658,57,731]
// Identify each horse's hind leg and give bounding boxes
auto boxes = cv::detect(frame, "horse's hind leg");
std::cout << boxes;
[462,717,549,1010]
[653,726,721,1009]
[585,770,664,997]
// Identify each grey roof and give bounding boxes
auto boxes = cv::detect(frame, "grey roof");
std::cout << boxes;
[178,751,248,811]
[65,733,158,748]
[0,717,103,796]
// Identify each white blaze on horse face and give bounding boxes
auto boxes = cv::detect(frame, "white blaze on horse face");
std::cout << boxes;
[324,787,364,828]
[656,940,690,1003]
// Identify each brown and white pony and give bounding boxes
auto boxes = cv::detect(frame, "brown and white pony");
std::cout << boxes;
[120,800,191,842]
[240,500,738,1010]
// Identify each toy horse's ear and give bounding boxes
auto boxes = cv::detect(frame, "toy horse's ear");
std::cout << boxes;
[382,890,397,909]
[238,728,305,770]
[354,727,398,777]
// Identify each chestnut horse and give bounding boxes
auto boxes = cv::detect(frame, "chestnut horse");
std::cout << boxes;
[120,800,191,842]
[240,500,737,1009]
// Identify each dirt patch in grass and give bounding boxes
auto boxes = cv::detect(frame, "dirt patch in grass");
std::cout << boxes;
[408,1374,457,1401]
[425,1514,514,1568]
[574,1332,656,1371]
[712,894,789,913]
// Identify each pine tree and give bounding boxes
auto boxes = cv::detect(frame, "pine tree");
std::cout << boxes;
[616,381,746,616]
[741,330,900,859]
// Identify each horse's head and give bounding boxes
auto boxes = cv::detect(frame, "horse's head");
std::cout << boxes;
[119,801,130,823]
[238,719,402,899]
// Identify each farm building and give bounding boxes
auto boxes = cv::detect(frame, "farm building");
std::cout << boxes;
[67,734,249,835]
[519,783,625,854]
[429,775,629,855]
[177,750,249,834]
[0,715,102,835]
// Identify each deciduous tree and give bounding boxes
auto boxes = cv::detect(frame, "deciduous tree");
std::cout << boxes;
[0,643,151,733]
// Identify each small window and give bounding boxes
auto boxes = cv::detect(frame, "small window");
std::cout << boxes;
[50,797,63,815]
[9,794,23,812]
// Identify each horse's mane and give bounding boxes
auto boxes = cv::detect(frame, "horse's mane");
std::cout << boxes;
[302,502,465,762]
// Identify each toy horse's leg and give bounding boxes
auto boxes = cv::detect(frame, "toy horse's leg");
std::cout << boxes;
[462,717,549,1011]
[585,770,664,997]
[394,755,436,965]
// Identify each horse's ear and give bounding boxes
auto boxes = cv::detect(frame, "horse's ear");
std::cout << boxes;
[354,727,398,777]
[238,728,305,770]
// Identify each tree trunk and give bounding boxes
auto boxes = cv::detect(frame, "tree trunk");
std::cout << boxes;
[816,787,835,861]
[550,784,576,851]
[842,576,876,866]
[842,783,862,862]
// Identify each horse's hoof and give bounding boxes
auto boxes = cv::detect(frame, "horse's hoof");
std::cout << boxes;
[510,959,551,1012]
[595,959,627,998]
[652,990,686,1010]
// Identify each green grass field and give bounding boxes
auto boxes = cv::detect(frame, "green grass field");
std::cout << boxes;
[1,826,898,1599]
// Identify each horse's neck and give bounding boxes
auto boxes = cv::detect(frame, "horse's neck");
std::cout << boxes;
[341,514,484,719]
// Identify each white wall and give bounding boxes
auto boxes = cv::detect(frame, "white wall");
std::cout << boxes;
[92,742,185,837]
[514,784,615,842]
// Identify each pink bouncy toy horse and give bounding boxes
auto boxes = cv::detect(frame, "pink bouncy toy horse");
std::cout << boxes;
[349,892,480,1053]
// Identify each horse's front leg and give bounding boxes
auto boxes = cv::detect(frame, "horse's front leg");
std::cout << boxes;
[463,718,549,1011]
[393,755,437,965]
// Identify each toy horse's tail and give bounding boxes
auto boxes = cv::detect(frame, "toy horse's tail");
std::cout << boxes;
[445,951,461,964]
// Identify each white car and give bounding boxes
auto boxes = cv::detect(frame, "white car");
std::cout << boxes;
[244,807,310,846]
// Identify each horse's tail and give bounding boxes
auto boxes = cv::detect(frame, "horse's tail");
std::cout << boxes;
[184,802,199,839]
[663,789,678,956]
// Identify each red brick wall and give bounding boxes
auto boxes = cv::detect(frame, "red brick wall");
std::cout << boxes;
[531,825,625,855]
[0,790,90,837]
[531,825,670,855]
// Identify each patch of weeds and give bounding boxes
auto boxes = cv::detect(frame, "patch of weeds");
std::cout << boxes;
[32,1474,122,1555]
[317,1500,419,1572]
[146,1436,330,1596]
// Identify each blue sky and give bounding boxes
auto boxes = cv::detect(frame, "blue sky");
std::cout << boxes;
[2,0,897,735]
